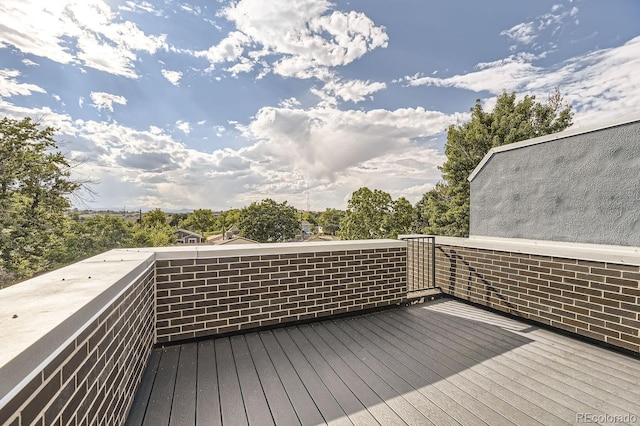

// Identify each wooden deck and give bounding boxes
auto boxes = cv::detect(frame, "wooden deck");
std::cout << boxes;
[126,298,640,425]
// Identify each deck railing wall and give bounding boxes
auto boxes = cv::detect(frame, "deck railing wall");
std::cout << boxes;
[0,251,155,426]
[432,236,640,354]
[153,240,407,344]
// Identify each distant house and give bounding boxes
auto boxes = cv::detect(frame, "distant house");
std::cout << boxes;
[225,225,240,240]
[177,229,204,244]
[301,220,312,235]
[217,236,258,245]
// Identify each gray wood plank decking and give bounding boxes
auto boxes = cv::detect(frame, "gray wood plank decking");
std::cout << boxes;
[126,299,640,426]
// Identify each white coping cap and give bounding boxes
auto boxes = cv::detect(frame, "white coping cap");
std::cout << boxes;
[437,235,640,266]
[151,239,406,260]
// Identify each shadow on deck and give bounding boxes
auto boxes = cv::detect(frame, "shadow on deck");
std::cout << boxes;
[126,298,640,425]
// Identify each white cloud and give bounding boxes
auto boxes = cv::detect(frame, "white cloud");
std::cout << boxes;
[500,2,581,53]
[279,97,301,108]
[315,78,386,105]
[2,91,459,209]
[90,91,127,112]
[161,69,183,86]
[501,22,537,45]
[0,0,167,79]
[78,97,84,108]
[195,31,249,70]
[149,125,164,135]
[404,35,640,126]
[404,54,541,94]
[119,1,162,16]
[195,0,388,80]
[179,3,201,16]
[176,120,191,134]
[0,69,46,97]
[237,105,465,183]
[21,59,39,67]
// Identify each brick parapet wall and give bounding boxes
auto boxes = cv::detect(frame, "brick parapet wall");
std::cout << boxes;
[155,247,407,344]
[435,243,640,353]
[0,266,155,426]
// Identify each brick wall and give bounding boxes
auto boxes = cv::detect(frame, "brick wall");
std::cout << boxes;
[435,243,640,353]
[0,266,155,426]
[155,247,407,344]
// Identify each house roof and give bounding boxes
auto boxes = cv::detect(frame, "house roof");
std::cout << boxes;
[177,229,203,238]
[216,236,258,245]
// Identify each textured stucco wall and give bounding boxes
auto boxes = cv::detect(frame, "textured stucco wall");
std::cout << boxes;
[470,119,640,246]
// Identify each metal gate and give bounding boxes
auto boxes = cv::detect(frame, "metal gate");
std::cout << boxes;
[402,236,436,292]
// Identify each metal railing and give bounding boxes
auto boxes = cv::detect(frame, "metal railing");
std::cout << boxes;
[401,235,436,292]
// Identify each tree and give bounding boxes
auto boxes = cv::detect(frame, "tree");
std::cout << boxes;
[383,197,417,238]
[52,215,133,265]
[130,223,177,247]
[142,208,167,227]
[318,208,344,235]
[339,188,391,240]
[169,212,188,227]
[0,117,82,280]
[419,90,573,237]
[338,188,416,239]
[238,199,299,242]
[180,209,216,236]
[215,209,241,234]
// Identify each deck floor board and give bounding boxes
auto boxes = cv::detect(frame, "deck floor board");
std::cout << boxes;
[126,298,640,425]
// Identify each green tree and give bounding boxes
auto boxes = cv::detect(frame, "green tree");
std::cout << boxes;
[130,224,177,247]
[318,208,344,235]
[142,208,167,227]
[215,209,241,234]
[53,215,134,265]
[169,212,188,227]
[238,199,299,242]
[339,189,417,240]
[180,209,216,235]
[383,197,417,238]
[0,117,82,280]
[419,90,573,237]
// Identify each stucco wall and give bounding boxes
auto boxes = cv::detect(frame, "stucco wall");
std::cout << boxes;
[470,119,640,246]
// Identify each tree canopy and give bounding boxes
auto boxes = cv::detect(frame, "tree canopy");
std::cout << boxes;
[339,188,416,240]
[0,117,82,278]
[238,199,299,242]
[318,208,344,235]
[418,90,573,237]
[180,209,216,235]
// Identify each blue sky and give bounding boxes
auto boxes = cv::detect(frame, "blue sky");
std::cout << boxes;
[1,0,638,211]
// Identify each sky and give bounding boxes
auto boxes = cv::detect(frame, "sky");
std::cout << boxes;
[0,0,638,212]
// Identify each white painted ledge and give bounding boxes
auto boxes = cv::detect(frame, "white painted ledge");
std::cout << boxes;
[151,239,406,260]
[434,235,640,266]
